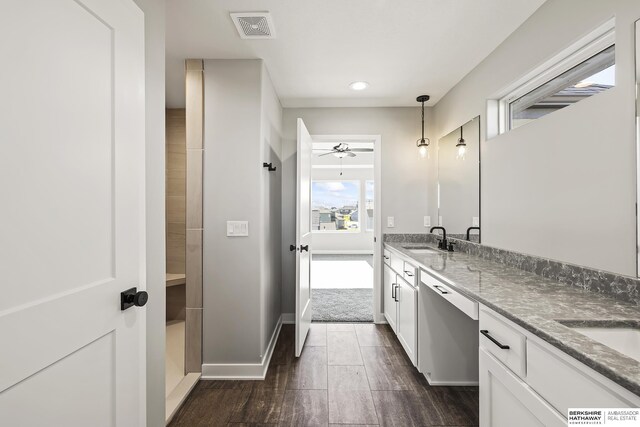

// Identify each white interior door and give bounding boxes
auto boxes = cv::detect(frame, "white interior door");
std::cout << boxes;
[295,118,313,357]
[0,1,146,426]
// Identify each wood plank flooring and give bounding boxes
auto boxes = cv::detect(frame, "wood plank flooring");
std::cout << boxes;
[169,323,479,427]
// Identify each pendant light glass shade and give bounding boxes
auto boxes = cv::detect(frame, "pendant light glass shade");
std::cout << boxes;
[417,139,429,159]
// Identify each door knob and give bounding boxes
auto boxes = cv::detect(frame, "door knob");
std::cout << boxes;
[300,245,309,252]
[121,287,149,311]
[289,244,297,252]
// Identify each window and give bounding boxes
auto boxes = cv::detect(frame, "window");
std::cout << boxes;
[312,181,360,232]
[365,180,374,231]
[494,19,615,135]
[508,46,614,130]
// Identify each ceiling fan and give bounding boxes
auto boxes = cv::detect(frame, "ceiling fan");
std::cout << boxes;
[314,143,373,158]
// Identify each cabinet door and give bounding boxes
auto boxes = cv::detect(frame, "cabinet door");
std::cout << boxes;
[383,264,397,333]
[479,349,565,427]
[397,278,417,365]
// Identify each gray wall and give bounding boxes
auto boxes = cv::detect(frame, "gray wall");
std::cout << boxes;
[203,59,282,364]
[260,64,283,356]
[281,107,434,313]
[432,0,640,276]
[132,0,166,425]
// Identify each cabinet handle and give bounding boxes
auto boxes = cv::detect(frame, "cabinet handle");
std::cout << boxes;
[391,283,396,300]
[395,285,400,302]
[480,330,510,350]
[433,284,449,294]
[383,255,390,260]
[404,270,414,277]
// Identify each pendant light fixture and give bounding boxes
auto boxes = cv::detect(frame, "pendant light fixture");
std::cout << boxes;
[456,125,467,160]
[416,95,430,159]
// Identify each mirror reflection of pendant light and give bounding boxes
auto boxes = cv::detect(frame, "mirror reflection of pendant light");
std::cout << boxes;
[456,125,467,160]
[416,95,430,159]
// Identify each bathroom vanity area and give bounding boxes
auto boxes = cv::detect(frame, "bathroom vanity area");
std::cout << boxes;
[384,238,640,426]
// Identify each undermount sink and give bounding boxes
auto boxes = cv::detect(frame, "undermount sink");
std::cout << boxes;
[404,246,439,255]
[560,321,640,363]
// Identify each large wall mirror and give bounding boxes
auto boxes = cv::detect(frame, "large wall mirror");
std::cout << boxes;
[437,116,480,242]
[636,19,640,276]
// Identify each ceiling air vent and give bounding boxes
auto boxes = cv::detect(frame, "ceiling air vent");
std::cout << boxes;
[230,12,276,39]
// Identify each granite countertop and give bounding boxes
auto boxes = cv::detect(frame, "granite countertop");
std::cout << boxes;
[385,241,640,397]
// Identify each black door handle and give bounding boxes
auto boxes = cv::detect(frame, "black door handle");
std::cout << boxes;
[289,244,297,252]
[121,287,149,311]
[480,330,510,349]
[300,245,309,252]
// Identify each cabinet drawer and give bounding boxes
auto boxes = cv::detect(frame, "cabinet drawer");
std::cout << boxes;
[383,249,391,266]
[479,309,526,378]
[420,270,478,320]
[402,261,417,286]
[390,252,404,275]
[526,340,636,415]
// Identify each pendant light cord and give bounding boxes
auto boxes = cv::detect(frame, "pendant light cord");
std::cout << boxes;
[421,101,425,141]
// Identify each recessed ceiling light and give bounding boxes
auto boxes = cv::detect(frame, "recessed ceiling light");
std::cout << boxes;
[349,81,369,91]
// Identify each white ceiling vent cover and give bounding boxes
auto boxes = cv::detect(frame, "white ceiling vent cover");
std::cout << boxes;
[230,12,276,39]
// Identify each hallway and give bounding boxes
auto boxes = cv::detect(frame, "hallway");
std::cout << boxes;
[169,323,479,426]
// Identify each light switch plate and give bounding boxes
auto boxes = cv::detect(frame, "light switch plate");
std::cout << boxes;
[387,216,395,228]
[424,216,431,227]
[227,221,249,236]
[472,217,480,227]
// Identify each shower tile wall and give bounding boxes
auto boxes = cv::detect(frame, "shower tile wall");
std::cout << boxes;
[166,109,186,275]
[166,108,186,323]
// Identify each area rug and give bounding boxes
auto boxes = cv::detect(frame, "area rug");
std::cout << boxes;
[311,288,373,322]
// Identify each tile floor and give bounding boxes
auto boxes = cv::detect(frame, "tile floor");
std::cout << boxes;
[169,323,479,426]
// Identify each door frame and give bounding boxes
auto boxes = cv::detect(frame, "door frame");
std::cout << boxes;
[310,134,383,323]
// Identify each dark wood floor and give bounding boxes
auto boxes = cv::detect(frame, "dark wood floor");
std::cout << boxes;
[169,323,479,426]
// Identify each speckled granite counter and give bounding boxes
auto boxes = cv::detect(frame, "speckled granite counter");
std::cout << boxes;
[385,241,640,397]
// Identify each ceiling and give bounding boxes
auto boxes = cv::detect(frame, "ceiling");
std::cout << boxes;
[165,0,546,108]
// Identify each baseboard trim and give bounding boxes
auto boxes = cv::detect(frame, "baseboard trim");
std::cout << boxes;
[200,315,283,380]
[165,372,200,425]
[281,312,295,324]
[313,250,374,255]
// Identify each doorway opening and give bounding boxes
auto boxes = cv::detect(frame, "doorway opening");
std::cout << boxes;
[309,138,380,323]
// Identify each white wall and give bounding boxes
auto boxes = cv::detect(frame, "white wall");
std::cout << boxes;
[432,0,640,276]
[311,166,375,253]
[131,0,166,425]
[203,59,282,365]
[281,107,434,313]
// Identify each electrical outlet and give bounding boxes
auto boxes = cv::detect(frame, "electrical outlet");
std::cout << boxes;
[387,216,395,228]
[472,217,480,227]
[424,216,431,227]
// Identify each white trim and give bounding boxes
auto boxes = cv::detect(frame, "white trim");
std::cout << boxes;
[493,17,615,136]
[281,312,295,324]
[426,379,479,386]
[312,164,373,169]
[200,316,282,380]
[312,250,374,255]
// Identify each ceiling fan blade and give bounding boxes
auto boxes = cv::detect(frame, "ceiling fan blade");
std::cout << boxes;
[313,149,333,151]
[349,148,374,152]
[318,152,335,157]
[346,151,356,157]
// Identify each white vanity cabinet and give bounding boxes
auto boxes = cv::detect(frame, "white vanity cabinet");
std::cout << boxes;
[383,247,418,365]
[479,306,640,426]
[480,348,566,427]
[396,275,417,364]
[383,263,398,333]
